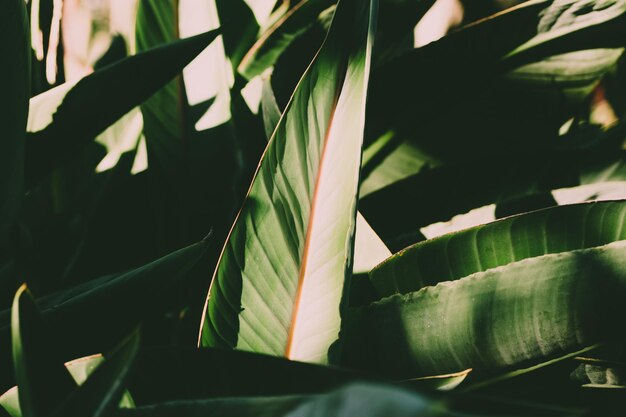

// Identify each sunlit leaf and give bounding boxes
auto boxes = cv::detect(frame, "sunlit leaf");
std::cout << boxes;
[199,0,377,364]
[342,240,626,378]
[369,201,626,298]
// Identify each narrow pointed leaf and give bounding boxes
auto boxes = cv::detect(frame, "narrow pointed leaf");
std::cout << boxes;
[342,240,626,378]
[52,330,140,417]
[126,347,371,404]
[370,201,626,298]
[135,0,186,175]
[0,0,30,244]
[0,240,210,392]
[238,0,335,80]
[11,285,76,417]
[260,78,282,140]
[1,353,136,417]
[199,0,377,364]
[25,30,219,188]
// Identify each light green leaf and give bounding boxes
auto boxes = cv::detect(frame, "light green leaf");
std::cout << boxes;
[369,201,626,298]
[342,240,626,377]
[0,0,30,244]
[199,0,377,364]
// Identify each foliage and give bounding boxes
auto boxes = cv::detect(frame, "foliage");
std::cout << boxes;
[1,0,626,416]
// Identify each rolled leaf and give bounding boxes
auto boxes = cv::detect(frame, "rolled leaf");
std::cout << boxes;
[199,0,377,364]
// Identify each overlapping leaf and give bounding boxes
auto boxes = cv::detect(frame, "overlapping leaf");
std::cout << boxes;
[199,0,377,364]
[343,240,626,377]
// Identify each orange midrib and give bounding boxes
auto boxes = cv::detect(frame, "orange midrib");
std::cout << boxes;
[284,63,348,359]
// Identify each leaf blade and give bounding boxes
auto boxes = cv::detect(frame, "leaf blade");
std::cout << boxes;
[199,0,377,364]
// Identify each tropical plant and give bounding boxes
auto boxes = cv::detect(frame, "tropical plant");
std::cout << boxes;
[2,0,626,416]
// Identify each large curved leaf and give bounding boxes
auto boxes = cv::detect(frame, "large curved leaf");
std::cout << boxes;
[0,0,30,245]
[342,240,626,378]
[370,201,626,297]
[199,0,377,364]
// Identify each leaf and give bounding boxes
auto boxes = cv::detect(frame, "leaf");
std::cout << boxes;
[0,240,210,392]
[113,384,429,417]
[135,0,186,175]
[369,201,626,298]
[113,382,581,417]
[199,0,377,364]
[11,285,76,417]
[402,369,471,392]
[0,0,30,245]
[214,0,260,70]
[51,329,140,417]
[114,395,306,417]
[364,0,626,182]
[25,29,220,188]
[341,240,626,378]
[353,214,391,276]
[570,357,626,388]
[260,78,282,140]
[125,347,371,404]
[237,0,335,80]
[1,353,136,417]
[359,124,626,247]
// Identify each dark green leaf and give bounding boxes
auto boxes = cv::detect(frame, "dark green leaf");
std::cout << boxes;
[51,329,140,417]
[0,0,30,245]
[25,29,219,188]
[126,347,371,404]
[11,285,76,417]
[360,124,626,247]
[0,240,210,392]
